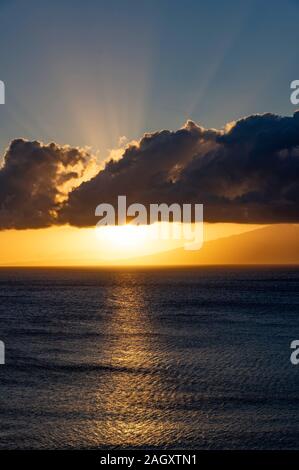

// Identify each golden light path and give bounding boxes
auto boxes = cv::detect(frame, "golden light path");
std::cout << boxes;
[84,271,180,448]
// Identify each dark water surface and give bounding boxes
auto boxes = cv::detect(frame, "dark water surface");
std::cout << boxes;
[0,267,299,449]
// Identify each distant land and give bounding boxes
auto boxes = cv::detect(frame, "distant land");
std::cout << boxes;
[128,225,299,265]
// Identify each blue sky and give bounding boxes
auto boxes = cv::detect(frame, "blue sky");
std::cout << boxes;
[0,0,298,160]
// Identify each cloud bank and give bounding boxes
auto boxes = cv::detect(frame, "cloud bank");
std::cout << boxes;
[0,139,95,229]
[1,111,299,229]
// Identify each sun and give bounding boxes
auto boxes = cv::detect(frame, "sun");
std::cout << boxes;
[94,223,184,261]
[96,224,156,260]
[100,225,149,251]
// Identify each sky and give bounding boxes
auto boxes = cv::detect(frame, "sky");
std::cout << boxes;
[1,0,299,158]
[0,0,299,265]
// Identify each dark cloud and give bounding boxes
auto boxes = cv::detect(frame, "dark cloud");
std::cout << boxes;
[0,139,94,229]
[59,120,219,226]
[61,111,299,225]
[1,112,299,229]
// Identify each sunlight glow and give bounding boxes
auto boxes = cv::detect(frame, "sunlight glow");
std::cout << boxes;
[95,223,184,260]
[0,223,265,266]
[99,225,150,251]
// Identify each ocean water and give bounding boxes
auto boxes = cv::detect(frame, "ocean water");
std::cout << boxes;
[0,266,299,450]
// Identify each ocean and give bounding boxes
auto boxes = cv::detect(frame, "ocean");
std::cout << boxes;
[0,266,299,449]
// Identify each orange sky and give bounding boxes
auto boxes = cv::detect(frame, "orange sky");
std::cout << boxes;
[0,223,264,266]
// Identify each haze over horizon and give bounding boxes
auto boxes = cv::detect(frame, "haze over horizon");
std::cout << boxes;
[0,224,297,266]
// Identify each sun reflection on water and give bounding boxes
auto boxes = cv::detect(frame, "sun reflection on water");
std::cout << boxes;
[92,273,170,447]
